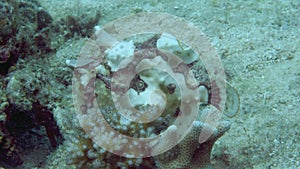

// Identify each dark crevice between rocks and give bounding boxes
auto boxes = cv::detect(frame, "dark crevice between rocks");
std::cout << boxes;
[0,102,63,168]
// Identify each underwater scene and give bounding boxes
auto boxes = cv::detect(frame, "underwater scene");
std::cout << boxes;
[0,0,299,168]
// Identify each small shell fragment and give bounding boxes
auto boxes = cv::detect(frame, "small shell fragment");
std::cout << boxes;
[224,81,240,117]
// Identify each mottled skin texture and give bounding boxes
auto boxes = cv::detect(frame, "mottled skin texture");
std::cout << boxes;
[154,121,230,169]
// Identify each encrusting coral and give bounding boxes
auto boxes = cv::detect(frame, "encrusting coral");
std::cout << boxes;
[0,0,101,75]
